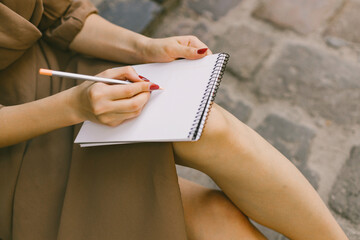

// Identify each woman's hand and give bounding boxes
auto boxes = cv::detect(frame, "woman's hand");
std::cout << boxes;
[0,66,157,147]
[70,14,212,64]
[73,67,158,127]
[142,36,213,63]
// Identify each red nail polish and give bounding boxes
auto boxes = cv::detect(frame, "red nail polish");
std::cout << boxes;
[139,75,150,82]
[149,83,160,90]
[197,48,208,54]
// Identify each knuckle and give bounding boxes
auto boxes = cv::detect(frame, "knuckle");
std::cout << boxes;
[97,115,112,125]
[107,121,119,127]
[134,109,142,117]
[92,103,106,115]
[140,82,150,91]
[128,99,141,111]
[88,83,105,101]
[123,66,133,73]
[100,69,112,78]
[122,87,134,96]
[114,120,124,126]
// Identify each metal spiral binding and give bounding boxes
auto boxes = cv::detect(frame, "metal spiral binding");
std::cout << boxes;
[188,53,230,140]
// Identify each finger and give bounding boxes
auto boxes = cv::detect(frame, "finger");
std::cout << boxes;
[97,66,143,83]
[188,36,213,55]
[174,36,212,59]
[104,94,151,126]
[106,81,159,100]
[110,110,142,126]
[96,109,143,127]
[109,91,151,113]
[173,45,206,60]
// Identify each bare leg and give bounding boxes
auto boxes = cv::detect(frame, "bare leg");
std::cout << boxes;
[173,104,348,240]
[178,177,266,240]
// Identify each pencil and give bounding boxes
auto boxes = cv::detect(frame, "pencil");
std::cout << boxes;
[39,68,132,85]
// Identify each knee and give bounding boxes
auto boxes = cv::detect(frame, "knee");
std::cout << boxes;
[173,104,236,170]
[201,103,232,142]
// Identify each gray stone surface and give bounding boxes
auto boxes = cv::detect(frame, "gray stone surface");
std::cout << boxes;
[325,36,349,49]
[153,19,215,47]
[254,0,343,34]
[326,0,360,44]
[214,25,274,79]
[91,0,103,6]
[253,223,288,240]
[256,114,319,189]
[345,227,360,240]
[215,87,252,123]
[329,146,360,225]
[98,0,163,33]
[187,0,242,20]
[256,43,360,125]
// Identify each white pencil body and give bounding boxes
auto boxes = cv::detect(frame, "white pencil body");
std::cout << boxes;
[40,69,131,85]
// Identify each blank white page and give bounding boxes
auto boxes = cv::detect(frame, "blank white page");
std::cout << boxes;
[75,54,219,145]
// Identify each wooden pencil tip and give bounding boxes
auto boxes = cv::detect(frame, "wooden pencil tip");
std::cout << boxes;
[39,68,53,76]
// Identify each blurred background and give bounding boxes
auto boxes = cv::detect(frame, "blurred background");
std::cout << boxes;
[90,0,360,238]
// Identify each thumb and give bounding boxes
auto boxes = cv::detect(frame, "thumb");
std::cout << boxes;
[175,45,209,60]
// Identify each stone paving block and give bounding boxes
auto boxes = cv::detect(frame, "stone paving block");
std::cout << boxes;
[256,114,319,189]
[187,0,242,20]
[255,43,360,125]
[344,227,360,240]
[98,0,163,33]
[155,19,210,38]
[325,36,349,49]
[329,146,360,225]
[214,25,274,79]
[215,87,252,123]
[152,0,166,3]
[254,0,343,34]
[325,0,360,44]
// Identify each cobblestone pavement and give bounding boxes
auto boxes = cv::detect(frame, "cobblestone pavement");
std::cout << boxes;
[92,0,360,238]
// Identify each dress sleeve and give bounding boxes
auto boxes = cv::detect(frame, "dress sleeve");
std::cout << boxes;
[0,3,42,70]
[42,0,98,50]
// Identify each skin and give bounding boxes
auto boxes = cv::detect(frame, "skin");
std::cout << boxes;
[0,13,348,239]
[174,104,348,240]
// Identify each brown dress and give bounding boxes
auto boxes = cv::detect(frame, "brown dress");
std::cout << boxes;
[0,1,187,239]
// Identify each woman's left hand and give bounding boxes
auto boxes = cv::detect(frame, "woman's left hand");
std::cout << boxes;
[142,36,213,63]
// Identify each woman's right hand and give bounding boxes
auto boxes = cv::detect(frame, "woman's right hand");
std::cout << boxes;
[72,66,158,127]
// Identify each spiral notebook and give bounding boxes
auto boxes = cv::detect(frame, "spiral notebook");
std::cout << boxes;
[75,53,229,147]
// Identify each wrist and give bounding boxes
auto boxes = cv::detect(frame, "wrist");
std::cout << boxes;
[112,27,152,64]
[62,85,87,125]
[134,35,152,63]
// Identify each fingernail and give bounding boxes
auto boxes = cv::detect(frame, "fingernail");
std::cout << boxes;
[139,75,150,82]
[197,48,208,54]
[149,83,160,90]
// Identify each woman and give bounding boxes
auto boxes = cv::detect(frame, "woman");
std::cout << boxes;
[0,0,348,239]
